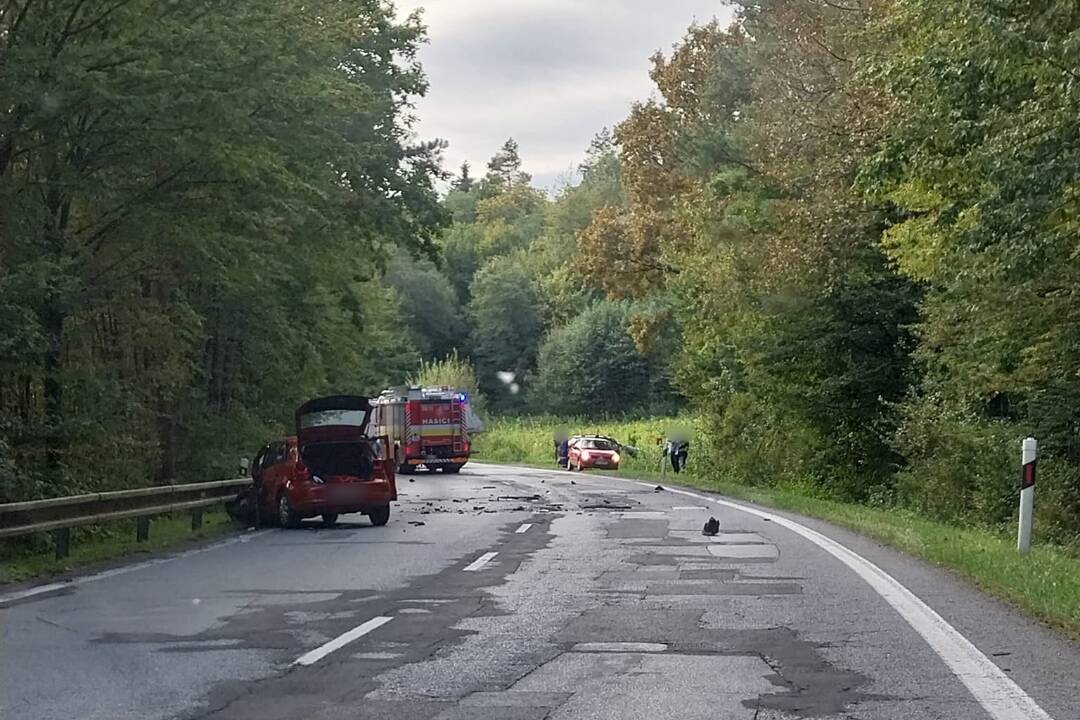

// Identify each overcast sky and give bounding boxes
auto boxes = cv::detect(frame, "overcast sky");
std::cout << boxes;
[395,1,733,190]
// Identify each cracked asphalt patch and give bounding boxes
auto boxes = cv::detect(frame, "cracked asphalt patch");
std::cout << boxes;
[4,465,1075,720]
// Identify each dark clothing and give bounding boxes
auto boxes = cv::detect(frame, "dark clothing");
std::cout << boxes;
[555,440,569,468]
[666,440,689,474]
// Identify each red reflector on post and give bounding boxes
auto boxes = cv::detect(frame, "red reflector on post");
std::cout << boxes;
[1021,460,1036,489]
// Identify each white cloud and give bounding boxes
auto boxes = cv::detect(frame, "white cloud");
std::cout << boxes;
[395,0,734,189]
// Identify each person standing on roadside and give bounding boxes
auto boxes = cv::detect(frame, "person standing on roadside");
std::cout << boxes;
[554,426,570,469]
[665,424,691,474]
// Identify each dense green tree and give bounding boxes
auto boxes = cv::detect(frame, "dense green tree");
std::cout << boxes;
[859,0,1080,535]
[532,300,674,416]
[453,162,476,192]
[382,251,467,360]
[0,1,445,500]
[484,137,531,191]
[466,256,544,412]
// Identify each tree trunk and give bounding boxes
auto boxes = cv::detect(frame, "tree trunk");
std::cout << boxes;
[155,394,178,483]
[42,300,65,490]
[42,177,71,491]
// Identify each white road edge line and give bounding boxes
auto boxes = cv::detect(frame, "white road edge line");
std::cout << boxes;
[463,551,498,571]
[515,523,533,534]
[293,616,393,667]
[626,479,1053,720]
[0,582,69,605]
[0,530,274,607]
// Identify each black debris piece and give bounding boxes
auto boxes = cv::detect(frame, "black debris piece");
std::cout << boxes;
[654,485,664,493]
[702,517,720,536]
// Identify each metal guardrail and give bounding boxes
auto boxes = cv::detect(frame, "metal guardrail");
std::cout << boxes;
[0,478,251,558]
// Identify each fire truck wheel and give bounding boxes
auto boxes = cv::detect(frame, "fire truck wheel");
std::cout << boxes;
[398,464,416,475]
[442,464,463,474]
[369,505,391,526]
[321,513,338,526]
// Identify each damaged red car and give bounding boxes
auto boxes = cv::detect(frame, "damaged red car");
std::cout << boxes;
[246,396,397,528]
[567,435,622,471]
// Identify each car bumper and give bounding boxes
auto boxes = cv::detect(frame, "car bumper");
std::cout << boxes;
[290,480,394,517]
[406,456,470,467]
[581,461,619,470]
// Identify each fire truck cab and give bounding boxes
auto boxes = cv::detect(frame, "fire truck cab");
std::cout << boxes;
[370,386,482,474]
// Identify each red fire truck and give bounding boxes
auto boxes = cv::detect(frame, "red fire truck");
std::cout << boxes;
[370,386,482,473]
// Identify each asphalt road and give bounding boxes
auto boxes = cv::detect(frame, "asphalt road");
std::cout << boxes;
[1,463,1077,720]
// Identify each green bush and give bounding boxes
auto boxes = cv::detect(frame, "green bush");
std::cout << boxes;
[531,302,650,416]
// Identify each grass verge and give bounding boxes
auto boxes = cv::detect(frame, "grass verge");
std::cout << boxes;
[0,508,240,585]
[474,418,1080,641]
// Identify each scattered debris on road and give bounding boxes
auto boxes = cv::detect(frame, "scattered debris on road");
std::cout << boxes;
[654,485,664,493]
[497,494,541,501]
[408,521,426,526]
[702,517,720,536]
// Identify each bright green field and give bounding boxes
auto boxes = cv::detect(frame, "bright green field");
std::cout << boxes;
[474,416,1080,640]
[472,415,692,473]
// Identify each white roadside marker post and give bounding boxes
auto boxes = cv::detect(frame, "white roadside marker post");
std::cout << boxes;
[1017,437,1037,554]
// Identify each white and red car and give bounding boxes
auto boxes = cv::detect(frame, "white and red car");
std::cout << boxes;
[567,435,622,471]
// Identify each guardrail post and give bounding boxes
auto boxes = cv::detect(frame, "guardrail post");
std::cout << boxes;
[136,516,151,542]
[53,528,71,559]
[191,508,203,530]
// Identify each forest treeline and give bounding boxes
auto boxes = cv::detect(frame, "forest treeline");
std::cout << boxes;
[428,1,1080,545]
[0,2,448,498]
[609,0,1080,544]
[2,1,1078,546]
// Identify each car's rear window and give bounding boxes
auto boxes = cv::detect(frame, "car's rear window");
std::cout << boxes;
[581,439,616,450]
[299,409,369,429]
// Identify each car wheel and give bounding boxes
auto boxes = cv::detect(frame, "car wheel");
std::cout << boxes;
[575,461,583,472]
[322,513,339,526]
[278,492,301,529]
[369,505,391,526]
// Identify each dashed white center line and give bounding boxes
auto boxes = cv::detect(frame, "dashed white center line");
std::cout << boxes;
[463,551,498,571]
[673,505,707,511]
[515,523,533,534]
[292,616,393,667]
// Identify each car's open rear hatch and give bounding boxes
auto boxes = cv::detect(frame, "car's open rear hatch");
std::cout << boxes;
[296,396,374,480]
